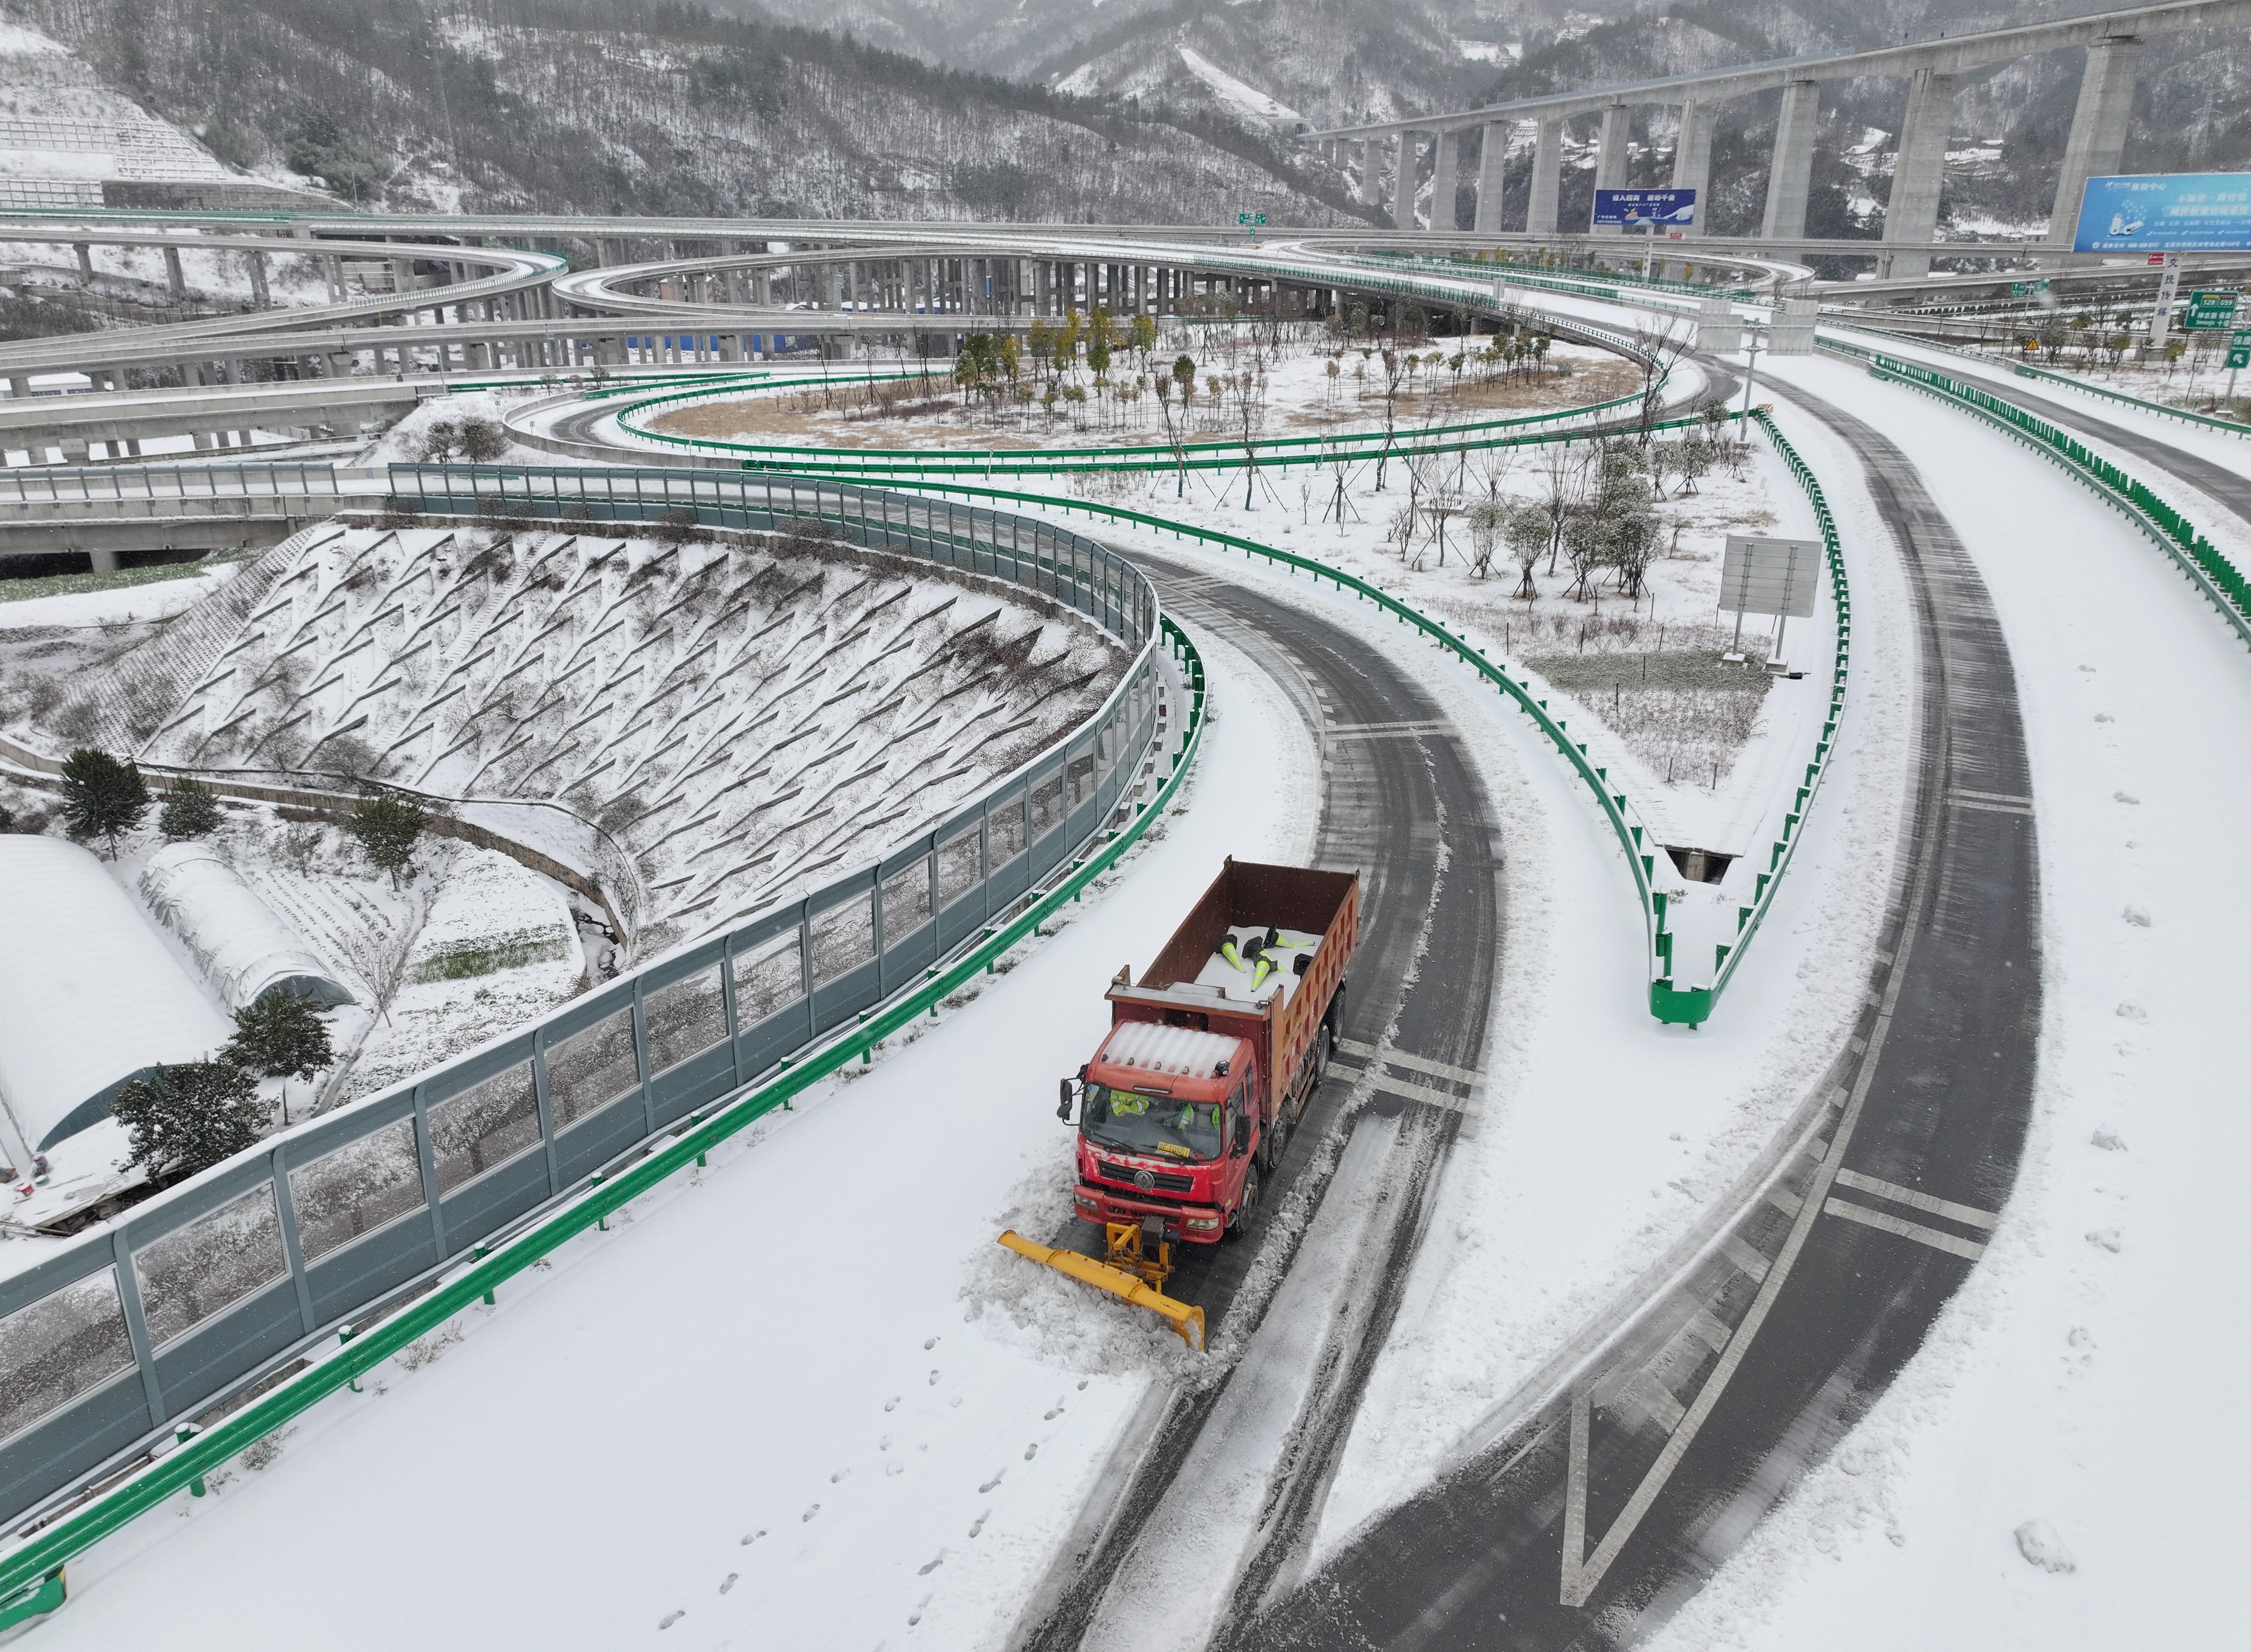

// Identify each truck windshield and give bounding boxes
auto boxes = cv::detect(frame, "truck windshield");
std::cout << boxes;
[1083,1083,1223,1162]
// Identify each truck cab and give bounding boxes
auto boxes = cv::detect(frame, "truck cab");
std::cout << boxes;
[1070,1022,1262,1244]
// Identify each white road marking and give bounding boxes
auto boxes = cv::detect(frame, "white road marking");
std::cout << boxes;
[1621,1371,1686,1432]
[1560,739,1945,1607]
[1560,1392,1590,1604]
[1823,1196,1987,1260]
[1721,1236,1772,1283]
[1364,1071,1475,1112]
[1767,1187,1803,1218]
[1950,794,2034,816]
[1952,787,2033,806]
[1832,1167,1998,1230]
[1327,719,1451,740]
[1338,1037,1482,1086]
[1679,1304,1732,1357]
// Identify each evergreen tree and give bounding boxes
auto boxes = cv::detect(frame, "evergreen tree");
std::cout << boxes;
[226,990,335,1085]
[347,792,425,886]
[225,989,335,1124]
[60,748,148,857]
[158,777,223,838]
[111,1059,265,1179]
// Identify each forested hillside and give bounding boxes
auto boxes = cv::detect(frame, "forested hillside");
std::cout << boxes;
[0,0,1368,225]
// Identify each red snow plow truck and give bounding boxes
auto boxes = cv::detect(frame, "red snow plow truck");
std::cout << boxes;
[999,858,1358,1350]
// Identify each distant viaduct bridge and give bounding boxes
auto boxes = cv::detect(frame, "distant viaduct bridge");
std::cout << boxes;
[1307,0,2251,275]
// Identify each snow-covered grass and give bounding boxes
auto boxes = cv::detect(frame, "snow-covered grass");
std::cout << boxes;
[0,557,242,625]
[643,329,1635,452]
[1641,349,2251,1651]
[24,590,1315,1652]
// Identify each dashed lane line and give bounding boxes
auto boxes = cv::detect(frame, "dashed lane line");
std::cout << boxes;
[1823,1197,1988,1260]
[1831,1167,1998,1231]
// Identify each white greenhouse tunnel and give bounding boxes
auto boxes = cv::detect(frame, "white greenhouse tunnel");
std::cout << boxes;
[0,837,233,1170]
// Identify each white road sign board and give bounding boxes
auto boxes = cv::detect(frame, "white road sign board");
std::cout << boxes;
[1720,535,1821,618]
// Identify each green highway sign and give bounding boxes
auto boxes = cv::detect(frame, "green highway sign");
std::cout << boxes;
[2184,291,2240,331]
[1237,211,1267,226]
[2230,329,2251,370]
[2009,278,2050,297]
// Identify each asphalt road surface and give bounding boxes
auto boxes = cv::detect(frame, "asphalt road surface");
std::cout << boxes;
[1226,381,2043,1651]
[1021,545,1507,1650]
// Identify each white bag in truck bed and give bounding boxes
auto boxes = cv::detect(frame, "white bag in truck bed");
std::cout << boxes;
[1104,1021,1240,1079]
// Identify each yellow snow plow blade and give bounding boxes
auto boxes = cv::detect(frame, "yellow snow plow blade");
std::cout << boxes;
[998,1230,1207,1352]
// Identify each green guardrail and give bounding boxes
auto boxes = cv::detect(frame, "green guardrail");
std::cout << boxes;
[610,374,1659,478]
[1827,339,2251,649]
[864,408,1843,1027]
[1365,248,1759,304]
[2008,359,2250,438]
[0,617,1210,1624]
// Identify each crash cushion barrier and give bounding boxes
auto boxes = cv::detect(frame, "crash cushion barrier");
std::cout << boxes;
[1827,340,2251,649]
[876,404,1847,1028]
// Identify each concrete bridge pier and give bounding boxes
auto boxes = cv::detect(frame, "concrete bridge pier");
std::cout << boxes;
[1393,132,1421,230]
[1670,99,1716,237]
[2051,35,2143,254]
[1593,102,1630,233]
[1527,118,1564,236]
[1883,65,1959,277]
[1762,79,1822,241]
[1430,129,1461,231]
[1473,123,1508,233]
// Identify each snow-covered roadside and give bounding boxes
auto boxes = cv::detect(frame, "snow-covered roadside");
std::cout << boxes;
[1827,329,2251,537]
[993,458,1912,1580]
[0,561,241,627]
[1642,355,2251,1650]
[27,615,1318,1652]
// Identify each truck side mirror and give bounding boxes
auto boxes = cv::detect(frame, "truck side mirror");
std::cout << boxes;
[1058,1079,1077,1123]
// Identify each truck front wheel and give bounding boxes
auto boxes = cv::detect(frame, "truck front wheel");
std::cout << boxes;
[1226,1164,1262,1240]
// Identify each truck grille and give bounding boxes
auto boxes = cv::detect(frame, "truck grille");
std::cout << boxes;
[1091,1160,1195,1195]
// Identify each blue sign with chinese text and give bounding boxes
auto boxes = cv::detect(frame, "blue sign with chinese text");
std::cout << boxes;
[1593,188,1696,228]
[2074,172,2251,253]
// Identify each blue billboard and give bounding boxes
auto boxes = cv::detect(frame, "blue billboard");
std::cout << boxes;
[1593,188,1696,229]
[2075,172,2251,253]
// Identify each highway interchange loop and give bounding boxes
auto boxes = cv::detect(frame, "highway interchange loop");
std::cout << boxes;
[2,212,2244,1648]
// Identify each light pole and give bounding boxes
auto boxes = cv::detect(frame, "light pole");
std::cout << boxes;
[1738,321,1767,424]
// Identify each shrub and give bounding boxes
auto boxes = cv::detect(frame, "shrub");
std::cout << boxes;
[112,1059,266,1178]
[347,791,425,885]
[159,777,223,838]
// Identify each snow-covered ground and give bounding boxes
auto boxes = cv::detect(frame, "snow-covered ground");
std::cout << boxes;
[24,523,1126,959]
[1638,350,2251,1647]
[24,591,1317,1652]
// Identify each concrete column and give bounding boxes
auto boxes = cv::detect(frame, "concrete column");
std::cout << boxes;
[1883,66,1958,277]
[1527,118,1564,237]
[1670,99,1716,237]
[163,245,186,301]
[74,243,93,282]
[1762,80,1823,243]
[1473,122,1509,233]
[1393,133,1419,231]
[1430,129,1461,232]
[1354,139,1375,207]
[1593,103,1631,232]
[88,547,119,573]
[2050,36,2144,250]
[248,251,271,309]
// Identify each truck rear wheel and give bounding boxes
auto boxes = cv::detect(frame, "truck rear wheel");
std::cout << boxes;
[1226,1164,1261,1240]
